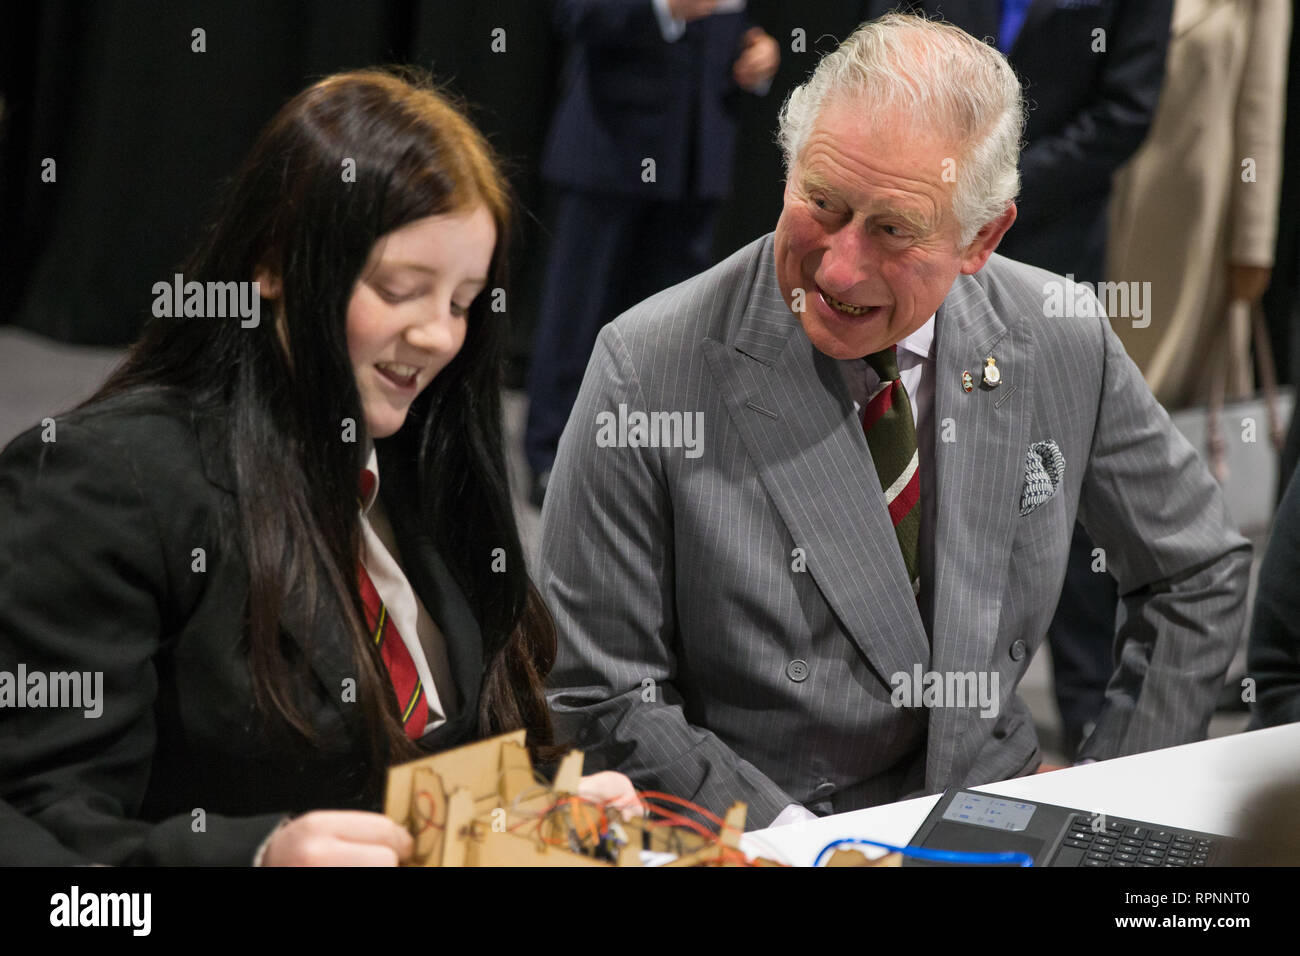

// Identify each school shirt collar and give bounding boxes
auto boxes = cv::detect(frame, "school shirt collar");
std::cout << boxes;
[360,441,380,514]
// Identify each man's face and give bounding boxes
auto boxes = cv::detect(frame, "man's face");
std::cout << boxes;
[774,96,1013,359]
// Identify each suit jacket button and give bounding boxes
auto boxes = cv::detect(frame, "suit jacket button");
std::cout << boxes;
[786,659,809,682]
[1009,640,1027,661]
[813,780,834,797]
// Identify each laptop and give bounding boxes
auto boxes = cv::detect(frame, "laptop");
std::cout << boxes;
[904,789,1235,867]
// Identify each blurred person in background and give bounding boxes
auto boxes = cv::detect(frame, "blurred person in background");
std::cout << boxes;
[1109,0,1291,410]
[1247,468,1300,729]
[524,0,779,506]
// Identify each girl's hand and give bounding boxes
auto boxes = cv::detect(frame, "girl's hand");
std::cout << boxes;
[262,810,413,866]
[576,771,645,817]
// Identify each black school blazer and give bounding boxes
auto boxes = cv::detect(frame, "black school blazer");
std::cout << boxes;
[0,387,486,864]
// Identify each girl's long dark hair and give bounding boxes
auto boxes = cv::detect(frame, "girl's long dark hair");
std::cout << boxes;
[89,68,557,776]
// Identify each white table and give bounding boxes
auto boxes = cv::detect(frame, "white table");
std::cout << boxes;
[740,722,1300,866]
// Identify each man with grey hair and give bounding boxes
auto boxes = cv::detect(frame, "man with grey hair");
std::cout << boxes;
[539,14,1249,828]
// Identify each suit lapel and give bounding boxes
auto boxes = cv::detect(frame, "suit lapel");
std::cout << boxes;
[701,239,930,700]
[924,268,1034,789]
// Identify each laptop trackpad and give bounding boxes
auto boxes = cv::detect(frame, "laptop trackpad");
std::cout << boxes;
[920,821,1045,863]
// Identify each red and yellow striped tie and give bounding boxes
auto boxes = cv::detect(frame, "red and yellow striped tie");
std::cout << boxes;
[861,347,921,597]
[358,469,427,739]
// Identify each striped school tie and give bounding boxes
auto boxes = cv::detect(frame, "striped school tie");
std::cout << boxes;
[358,468,427,739]
[861,347,921,597]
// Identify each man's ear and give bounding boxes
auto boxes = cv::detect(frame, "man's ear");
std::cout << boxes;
[959,202,1017,275]
[253,267,281,299]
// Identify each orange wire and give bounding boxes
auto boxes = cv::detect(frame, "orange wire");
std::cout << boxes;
[569,797,598,843]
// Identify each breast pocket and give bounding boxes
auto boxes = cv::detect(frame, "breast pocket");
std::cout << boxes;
[1012,491,1069,554]
[1008,493,1073,606]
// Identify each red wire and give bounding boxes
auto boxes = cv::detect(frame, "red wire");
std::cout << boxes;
[414,790,444,833]
[635,790,728,829]
[432,786,767,865]
[641,806,721,843]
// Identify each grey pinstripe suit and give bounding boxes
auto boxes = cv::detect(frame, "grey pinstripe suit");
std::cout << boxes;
[539,233,1250,829]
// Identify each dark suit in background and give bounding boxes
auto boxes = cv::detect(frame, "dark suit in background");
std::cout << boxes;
[1248,467,1300,729]
[877,0,1173,284]
[0,389,487,864]
[524,0,752,485]
[873,0,1174,756]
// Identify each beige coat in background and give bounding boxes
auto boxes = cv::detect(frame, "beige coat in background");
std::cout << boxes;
[1108,0,1291,410]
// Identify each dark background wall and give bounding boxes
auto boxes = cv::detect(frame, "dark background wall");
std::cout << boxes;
[5,1,1295,392]
[0,0,877,383]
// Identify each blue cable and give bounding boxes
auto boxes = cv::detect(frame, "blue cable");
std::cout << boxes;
[813,837,1035,867]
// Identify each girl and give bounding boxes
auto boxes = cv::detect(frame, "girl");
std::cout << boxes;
[0,68,634,866]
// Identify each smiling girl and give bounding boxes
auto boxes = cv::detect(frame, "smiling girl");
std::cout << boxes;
[0,69,634,865]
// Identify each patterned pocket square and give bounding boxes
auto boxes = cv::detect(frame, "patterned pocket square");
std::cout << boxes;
[1020,440,1065,516]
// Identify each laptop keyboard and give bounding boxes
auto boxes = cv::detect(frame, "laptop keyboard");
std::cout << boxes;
[1060,813,1214,867]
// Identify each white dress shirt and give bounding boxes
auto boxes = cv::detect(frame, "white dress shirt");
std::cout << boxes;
[359,445,458,734]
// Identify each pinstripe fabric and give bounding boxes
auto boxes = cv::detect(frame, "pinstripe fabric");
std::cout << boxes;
[540,233,1250,829]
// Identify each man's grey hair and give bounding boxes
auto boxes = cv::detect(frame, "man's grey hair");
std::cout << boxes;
[776,13,1025,246]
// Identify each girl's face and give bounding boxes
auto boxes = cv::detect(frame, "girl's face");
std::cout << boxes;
[346,205,496,439]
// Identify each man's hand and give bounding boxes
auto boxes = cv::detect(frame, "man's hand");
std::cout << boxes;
[1229,263,1272,305]
[262,811,414,866]
[667,0,721,23]
[732,26,780,92]
[577,771,645,817]
[1035,763,1068,774]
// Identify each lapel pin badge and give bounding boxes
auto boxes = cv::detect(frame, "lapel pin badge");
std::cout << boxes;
[961,370,974,393]
[982,356,1001,388]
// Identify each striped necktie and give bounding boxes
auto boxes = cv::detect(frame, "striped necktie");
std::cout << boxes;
[358,468,427,739]
[861,347,921,597]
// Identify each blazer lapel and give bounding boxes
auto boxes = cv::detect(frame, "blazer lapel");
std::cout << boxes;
[701,239,930,700]
[924,268,1034,790]
[195,409,484,746]
[376,444,484,751]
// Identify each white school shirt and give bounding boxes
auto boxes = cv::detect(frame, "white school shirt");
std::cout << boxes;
[359,445,459,733]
